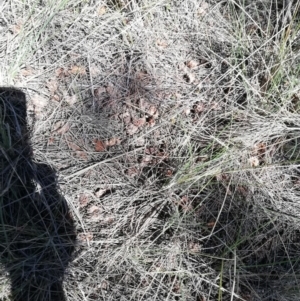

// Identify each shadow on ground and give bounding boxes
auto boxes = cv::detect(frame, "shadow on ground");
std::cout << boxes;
[0,88,76,301]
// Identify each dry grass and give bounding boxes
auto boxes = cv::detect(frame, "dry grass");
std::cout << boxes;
[1,0,300,300]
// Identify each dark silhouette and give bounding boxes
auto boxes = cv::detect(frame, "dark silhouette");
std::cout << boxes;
[0,88,75,301]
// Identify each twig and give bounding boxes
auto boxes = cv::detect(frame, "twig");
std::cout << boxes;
[64,147,144,180]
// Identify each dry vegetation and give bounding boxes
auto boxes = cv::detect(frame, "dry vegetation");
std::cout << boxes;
[1,0,300,300]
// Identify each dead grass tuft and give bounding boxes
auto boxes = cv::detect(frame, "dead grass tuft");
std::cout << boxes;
[1,0,300,300]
